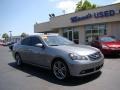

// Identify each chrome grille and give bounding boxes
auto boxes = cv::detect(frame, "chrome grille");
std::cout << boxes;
[88,52,101,61]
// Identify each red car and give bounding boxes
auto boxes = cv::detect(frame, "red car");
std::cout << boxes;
[91,36,120,55]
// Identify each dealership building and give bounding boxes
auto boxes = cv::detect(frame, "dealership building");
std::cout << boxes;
[34,3,120,44]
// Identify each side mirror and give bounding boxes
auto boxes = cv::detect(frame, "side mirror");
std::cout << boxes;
[35,43,44,48]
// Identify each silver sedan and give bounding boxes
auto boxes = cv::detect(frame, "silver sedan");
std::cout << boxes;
[12,34,104,80]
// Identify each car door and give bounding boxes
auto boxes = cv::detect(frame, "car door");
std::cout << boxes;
[28,36,47,67]
[20,37,32,63]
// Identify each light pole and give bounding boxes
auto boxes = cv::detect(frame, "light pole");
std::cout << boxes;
[9,31,12,42]
[62,10,65,15]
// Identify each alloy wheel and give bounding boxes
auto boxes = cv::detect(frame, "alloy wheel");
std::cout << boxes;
[53,60,68,80]
[15,54,22,66]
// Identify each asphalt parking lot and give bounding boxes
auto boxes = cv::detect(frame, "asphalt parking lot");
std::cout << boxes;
[0,46,120,90]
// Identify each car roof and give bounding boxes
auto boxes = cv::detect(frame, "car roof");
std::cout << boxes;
[39,33,59,36]
[23,33,59,39]
[29,33,58,36]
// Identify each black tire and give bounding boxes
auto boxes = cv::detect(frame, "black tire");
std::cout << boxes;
[9,46,13,51]
[15,53,23,66]
[52,60,69,80]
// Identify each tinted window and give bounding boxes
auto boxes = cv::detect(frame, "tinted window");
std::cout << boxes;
[29,37,41,46]
[21,37,30,45]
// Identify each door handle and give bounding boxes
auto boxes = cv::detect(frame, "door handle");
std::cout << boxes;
[28,49,32,51]
[25,49,32,52]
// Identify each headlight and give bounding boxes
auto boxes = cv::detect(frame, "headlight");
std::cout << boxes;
[69,53,88,60]
[102,44,109,49]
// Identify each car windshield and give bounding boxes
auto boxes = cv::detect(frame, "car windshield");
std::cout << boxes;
[42,35,74,46]
[100,36,117,42]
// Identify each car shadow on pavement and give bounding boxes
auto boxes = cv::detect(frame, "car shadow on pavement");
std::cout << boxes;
[8,62,102,86]
[104,54,120,59]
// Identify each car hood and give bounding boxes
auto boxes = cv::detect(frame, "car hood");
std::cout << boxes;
[53,44,99,56]
[102,41,120,48]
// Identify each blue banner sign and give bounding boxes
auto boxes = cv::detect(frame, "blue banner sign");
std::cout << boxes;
[71,9,120,23]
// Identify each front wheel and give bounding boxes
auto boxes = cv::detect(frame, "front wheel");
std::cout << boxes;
[52,60,69,80]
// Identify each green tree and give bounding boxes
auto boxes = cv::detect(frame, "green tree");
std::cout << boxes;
[75,0,96,12]
[75,0,83,11]
[2,33,9,41]
[21,33,28,38]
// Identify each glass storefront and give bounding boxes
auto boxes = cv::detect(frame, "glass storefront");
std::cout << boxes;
[85,24,106,44]
[63,28,79,44]
[62,24,106,44]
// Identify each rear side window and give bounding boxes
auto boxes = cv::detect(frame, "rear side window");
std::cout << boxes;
[21,37,30,45]
[29,36,42,46]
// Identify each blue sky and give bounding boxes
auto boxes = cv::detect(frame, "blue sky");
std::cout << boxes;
[0,0,119,37]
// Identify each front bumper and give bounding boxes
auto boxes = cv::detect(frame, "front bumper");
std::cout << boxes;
[68,57,104,76]
[102,48,120,55]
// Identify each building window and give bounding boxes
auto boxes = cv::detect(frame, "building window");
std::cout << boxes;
[63,28,79,44]
[85,24,106,44]
[73,30,79,44]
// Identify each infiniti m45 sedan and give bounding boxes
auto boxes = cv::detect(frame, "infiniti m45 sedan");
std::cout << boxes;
[12,34,104,80]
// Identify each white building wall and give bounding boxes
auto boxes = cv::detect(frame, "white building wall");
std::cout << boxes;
[111,22,120,39]
[34,22,52,33]
[107,22,120,39]
[78,26,85,44]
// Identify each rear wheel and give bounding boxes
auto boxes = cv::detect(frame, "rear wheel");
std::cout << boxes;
[15,54,22,66]
[52,60,69,80]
